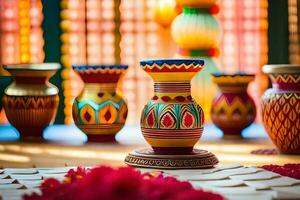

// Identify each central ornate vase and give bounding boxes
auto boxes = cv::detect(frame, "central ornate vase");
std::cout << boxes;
[140,59,205,154]
[125,59,218,169]
[72,65,128,142]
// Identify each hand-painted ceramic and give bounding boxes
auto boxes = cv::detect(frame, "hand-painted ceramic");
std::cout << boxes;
[140,59,205,154]
[72,65,128,142]
[211,73,256,138]
[262,64,300,154]
[2,63,60,140]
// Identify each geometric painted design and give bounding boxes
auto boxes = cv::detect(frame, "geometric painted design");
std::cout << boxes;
[211,92,256,136]
[262,92,300,153]
[270,74,300,84]
[99,104,117,124]
[141,102,204,130]
[2,95,59,138]
[80,104,96,124]
[159,110,176,129]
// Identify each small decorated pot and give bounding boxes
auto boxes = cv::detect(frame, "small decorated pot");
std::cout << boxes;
[2,63,60,140]
[72,65,128,142]
[211,73,256,138]
[140,59,205,154]
[262,64,300,154]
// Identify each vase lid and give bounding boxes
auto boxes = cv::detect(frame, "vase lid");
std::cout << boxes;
[263,64,300,74]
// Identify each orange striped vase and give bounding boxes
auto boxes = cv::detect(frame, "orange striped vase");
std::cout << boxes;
[262,64,300,154]
[2,63,60,141]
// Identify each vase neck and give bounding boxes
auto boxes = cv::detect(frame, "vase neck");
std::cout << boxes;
[218,84,248,93]
[84,83,117,93]
[14,76,48,85]
[152,82,193,103]
[154,82,190,93]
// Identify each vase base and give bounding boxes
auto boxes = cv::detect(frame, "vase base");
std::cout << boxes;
[17,127,45,142]
[87,135,116,143]
[125,148,218,169]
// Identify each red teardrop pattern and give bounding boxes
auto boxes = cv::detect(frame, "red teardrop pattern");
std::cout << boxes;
[162,114,174,128]
[184,112,194,128]
[147,111,155,127]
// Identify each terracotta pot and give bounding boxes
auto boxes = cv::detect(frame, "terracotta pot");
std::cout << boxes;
[262,64,300,154]
[140,59,205,154]
[72,65,128,142]
[211,73,256,138]
[2,63,60,140]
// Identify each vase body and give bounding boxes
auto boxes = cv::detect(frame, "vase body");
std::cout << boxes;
[2,63,60,140]
[262,65,300,154]
[140,59,204,154]
[211,74,256,137]
[72,65,128,142]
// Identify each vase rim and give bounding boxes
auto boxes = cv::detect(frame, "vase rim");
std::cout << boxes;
[212,73,255,77]
[140,59,204,67]
[72,65,128,70]
[263,64,300,74]
[4,63,60,71]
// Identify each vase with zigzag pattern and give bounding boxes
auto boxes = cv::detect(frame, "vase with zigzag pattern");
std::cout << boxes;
[262,64,300,154]
[140,59,206,154]
[2,63,60,141]
[72,65,128,142]
[211,73,256,138]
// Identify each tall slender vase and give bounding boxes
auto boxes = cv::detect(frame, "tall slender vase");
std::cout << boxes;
[211,74,256,138]
[262,64,300,154]
[72,65,128,142]
[2,63,60,140]
[125,59,218,169]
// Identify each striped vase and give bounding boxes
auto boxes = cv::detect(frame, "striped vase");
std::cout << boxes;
[140,59,204,154]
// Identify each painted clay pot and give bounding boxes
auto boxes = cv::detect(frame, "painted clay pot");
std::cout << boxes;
[72,65,128,142]
[140,59,205,154]
[211,73,256,138]
[262,64,300,154]
[2,63,60,140]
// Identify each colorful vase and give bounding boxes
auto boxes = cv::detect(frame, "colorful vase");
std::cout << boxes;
[140,59,204,154]
[72,65,128,142]
[2,63,60,140]
[211,73,256,138]
[262,64,300,154]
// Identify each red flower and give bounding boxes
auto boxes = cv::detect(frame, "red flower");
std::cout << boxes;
[261,163,300,180]
[65,166,88,183]
[23,166,224,200]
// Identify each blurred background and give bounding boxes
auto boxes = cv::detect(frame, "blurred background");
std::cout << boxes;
[0,0,299,126]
